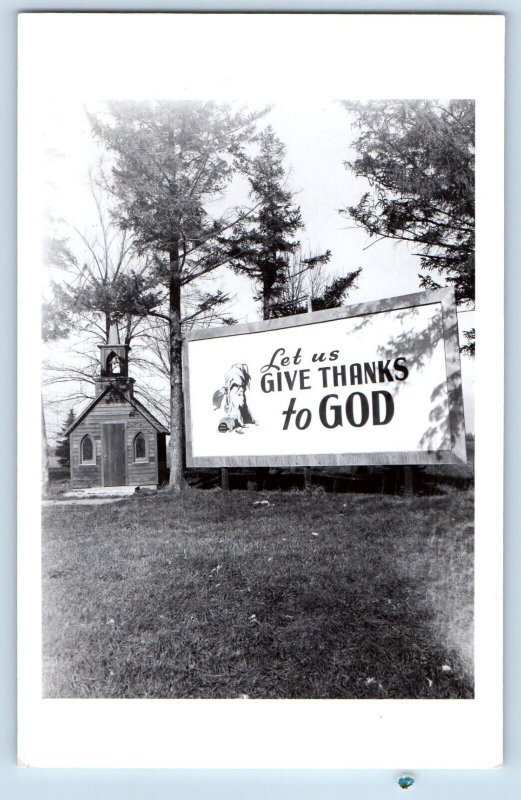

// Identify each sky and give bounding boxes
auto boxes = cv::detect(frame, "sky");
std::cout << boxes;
[42,98,449,315]
[20,14,475,440]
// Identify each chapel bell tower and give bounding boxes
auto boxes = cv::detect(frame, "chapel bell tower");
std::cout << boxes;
[95,322,135,398]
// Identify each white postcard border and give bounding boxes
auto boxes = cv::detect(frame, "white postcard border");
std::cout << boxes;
[17,12,503,768]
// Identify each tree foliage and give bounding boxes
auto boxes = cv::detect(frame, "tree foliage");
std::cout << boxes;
[227,127,307,319]
[341,99,475,353]
[90,101,263,285]
[55,408,75,467]
[90,100,266,489]
[44,183,157,346]
[43,178,234,424]
[273,247,361,317]
[42,297,74,342]
[42,184,172,424]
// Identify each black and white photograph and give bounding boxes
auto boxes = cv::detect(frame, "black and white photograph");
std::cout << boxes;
[17,13,503,769]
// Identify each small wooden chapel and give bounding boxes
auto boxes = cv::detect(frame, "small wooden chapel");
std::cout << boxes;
[66,325,169,489]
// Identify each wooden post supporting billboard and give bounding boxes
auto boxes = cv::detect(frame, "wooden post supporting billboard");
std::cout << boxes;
[221,467,229,491]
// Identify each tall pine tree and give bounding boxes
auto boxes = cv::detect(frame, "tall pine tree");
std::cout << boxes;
[228,127,304,320]
[90,101,265,490]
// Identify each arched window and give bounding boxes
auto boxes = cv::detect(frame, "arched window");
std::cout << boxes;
[134,432,148,462]
[106,352,121,375]
[80,434,95,464]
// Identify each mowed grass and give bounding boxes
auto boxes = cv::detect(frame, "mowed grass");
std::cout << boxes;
[42,488,474,699]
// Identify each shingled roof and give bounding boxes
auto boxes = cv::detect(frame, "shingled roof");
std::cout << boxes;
[64,384,169,436]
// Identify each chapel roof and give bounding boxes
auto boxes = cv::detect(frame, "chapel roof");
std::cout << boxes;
[64,384,169,436]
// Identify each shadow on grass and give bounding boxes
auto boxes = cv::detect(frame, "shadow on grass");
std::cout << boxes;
[42,488,474,699]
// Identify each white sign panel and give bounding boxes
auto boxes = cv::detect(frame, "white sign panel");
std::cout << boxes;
[184,289,466,467]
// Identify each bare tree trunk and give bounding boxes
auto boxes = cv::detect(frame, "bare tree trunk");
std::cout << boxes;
[41,395,49,497]
[168,247,186,492]
[263,289,270,322]
[257,276,272,489]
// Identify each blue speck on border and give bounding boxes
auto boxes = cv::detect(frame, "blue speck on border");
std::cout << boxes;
[398,776,415,789]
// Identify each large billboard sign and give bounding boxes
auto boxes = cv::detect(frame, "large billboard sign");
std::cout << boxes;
[183,289,466,467]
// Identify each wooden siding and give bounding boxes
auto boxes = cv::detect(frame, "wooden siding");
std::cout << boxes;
[70,392,160,488]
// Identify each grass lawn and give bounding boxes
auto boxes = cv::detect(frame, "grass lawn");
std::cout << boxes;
[42,488,474,699]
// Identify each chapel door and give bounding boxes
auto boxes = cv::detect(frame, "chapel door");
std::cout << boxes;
[102,423,126,486]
